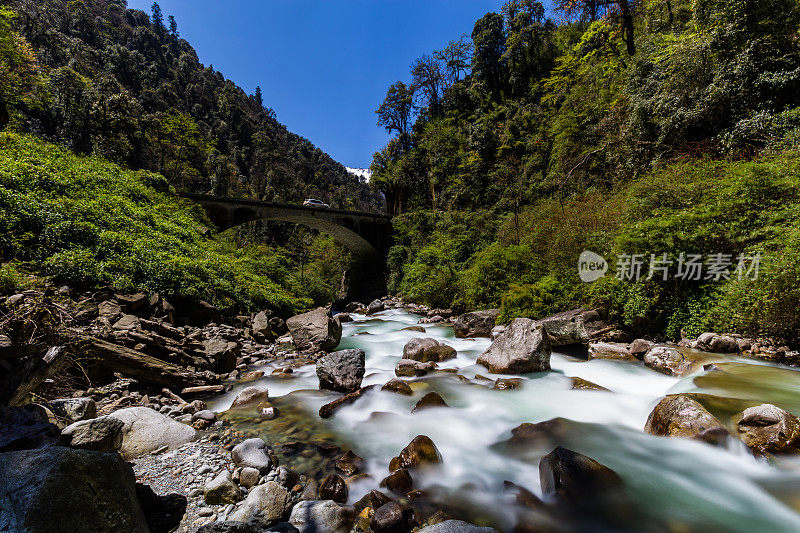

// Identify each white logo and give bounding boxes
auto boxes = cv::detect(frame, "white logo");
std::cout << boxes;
[578,250,608,283]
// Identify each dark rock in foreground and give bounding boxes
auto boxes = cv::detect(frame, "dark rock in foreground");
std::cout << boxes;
[734,403,800,456]
[478,318,551,374]
[316,349,365,393]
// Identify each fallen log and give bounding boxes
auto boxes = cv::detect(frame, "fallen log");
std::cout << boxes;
[180,385,227,396]
[0,346,71,406]
[73,335,209,389]
[319,385,375,419]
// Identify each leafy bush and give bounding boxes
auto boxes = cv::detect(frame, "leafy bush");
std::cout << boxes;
[0,263,22,294]
[498,275,574,324]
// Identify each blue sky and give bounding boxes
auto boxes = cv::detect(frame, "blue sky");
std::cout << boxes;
[127,0,505,168]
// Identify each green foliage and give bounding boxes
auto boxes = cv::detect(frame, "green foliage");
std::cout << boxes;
[0,133,312,314]
[498,275,572,323]
[0,262,22,294]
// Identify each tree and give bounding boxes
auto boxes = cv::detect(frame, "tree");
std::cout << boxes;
[168,15,178,39]
[410,54,444,117]
[0,7,40,129]
[376,81,414,151]
[254,85,263,107]
[501,0,556,97]
[471,12,507,99]
[150,2,164,37]
[434,36,472,86]
[553,0,607,22]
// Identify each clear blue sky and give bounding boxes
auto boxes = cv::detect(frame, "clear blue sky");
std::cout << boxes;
[127,0,505,168]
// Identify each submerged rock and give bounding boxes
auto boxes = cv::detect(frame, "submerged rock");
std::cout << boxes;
[493,378,524,390]
[454,309,500,338]
[733,403,800,455]
[645,395,729,444]
[539,446,625,510]
[108,406,196,459]
[289,500,356,533]
[412,391,450,413]
[382,378,414,395]
[403,337,456,362]
[389,435,442,470]
[477,318,551,374]
[416,520,497,533]
[286,307,342,351]
[395,359,435,377]
[570,377,609,391]
[230,386,270,408]
[316,349,366,393]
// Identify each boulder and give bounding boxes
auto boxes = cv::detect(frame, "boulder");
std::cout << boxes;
[493,378,524,390]
[733,403,800,455]
[696,332,739,353]
[372,501,416,532]
[380,468,413,494]
[204,470,243,505]
[289,500,356,533]
[318,474,348,503]
[98,300,122,321]
[381,378,413,395]
[587,342,635,361]
[570,377,609,391]
[108,406,197,459]
[453,309,500,338]
[643,346,693,376]
[416,520,497,533]
[204,338,240,373]
[239,467,261,489]
[252,311,274,341]
[49,397,96,423]
[645,395,729,444]
[539,446,624,508]
[231,386,270,408]
[286,307,342,351]
[477,318,551,374]
[395,359,435,377]
[402,338,456,362]
[232,437,272,473]
[316,349,366,393]
[389,435,442,471]
[412,391,449,413]
[365,299,385,316]
[354,490,392,514]
[628,339,654,359]
[115,293,148,313]
[0,447,149,532]
[269,316,287,335]
[534,308,606,346]
[59,415,123,453]
[229,481,291,524]
[335,450,366,477]
[113,314,140,331]
[0,405,60,452]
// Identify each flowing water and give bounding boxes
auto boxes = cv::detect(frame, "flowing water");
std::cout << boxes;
[210,309,800,532]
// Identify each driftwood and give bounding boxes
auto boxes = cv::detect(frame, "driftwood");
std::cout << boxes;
[319,385,375,419]
[180,385,227,396]
[0,346,71,406]
[74,335,209,389]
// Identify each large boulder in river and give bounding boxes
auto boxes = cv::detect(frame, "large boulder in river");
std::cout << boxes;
[403,337,456,362]
[539,446,625,514]
[109,406,197,459]
[316,349,365,393]
[643,346,693,376]
[389,435,442,471]
[454,309,500,338]
[286,307,342,351]
[477,318,551,374]
[231,386,270,408]
[534,308,607,346]
[587,342,635,361]
[365,299,385,316]
[290,500,356,533]
[0,447,149,532]
[645,395,729,444]
[733,404,800,455]
[696,332,740,353]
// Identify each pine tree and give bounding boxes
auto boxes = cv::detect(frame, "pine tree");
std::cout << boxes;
[168,15,178,39]
[151,2,164,36]
[254,86,263,107]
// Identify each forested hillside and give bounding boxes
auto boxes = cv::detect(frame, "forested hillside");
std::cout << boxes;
[0,0,381,211]
[374,0,800,342]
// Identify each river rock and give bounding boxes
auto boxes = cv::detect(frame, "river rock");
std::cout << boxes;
[587,342,635,361]
[231,386,270,408]
[395,359,435,377]
[733,403,800,455]
[534,308,606,346]
[49,397,97,423]
[411,391,449,412]
[289,500,356,533]
[403,338,456,362]
[570,377,609,391]
[252,311,274,341]
[59,415,123,452]
[204,470,243,505]
[628,339,654,359]
[365,299,385,315]
[389,435,442,470]
[696,332,739,353]
[372,501,416,532]
[380,468,413,494]
[204,338,240,373]
[286,307,342,351]
[318,474,348,503]
[98,300,122,321]
[229,481,291,524]
[493,378,524,390]
[269,316,287,335]
[382,378,413,395]
[539,446,624,508]
[645,395,729,444]
[316,349,365,393]
[643,346,693,376]
[417,520,497,533]
[113,313,140,330]
[454,309,500,338]
[354,490,392,513]
[0,447,148,532]
[477,318,551,374]
[239,466,260,488]
[232,437,272,473]
[0,404,60,452]
[108,406,197,459]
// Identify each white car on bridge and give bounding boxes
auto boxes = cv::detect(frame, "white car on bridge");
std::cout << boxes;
[302,198,330,208]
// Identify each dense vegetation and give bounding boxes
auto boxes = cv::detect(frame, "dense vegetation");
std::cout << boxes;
[0,132,349,313]
[375,0,800,342]
[0,0,381,211]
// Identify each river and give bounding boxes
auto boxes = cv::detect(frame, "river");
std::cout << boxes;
[210,308,800,532]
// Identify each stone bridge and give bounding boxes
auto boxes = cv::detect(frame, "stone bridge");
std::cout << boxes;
[179,193,392,302]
